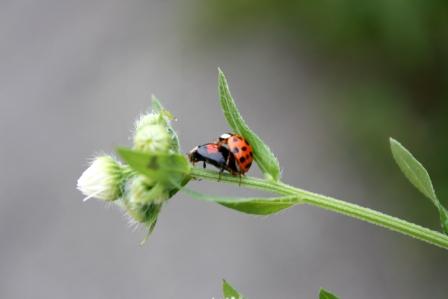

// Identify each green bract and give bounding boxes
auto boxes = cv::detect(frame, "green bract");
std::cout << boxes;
[117,149,190,190]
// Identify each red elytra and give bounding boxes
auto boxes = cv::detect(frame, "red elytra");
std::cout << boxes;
[217,133,253,174]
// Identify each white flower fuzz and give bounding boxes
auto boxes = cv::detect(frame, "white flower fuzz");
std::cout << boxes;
[77,155,124,201]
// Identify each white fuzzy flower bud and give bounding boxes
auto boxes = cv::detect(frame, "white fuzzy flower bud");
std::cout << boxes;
[77,155,125,201]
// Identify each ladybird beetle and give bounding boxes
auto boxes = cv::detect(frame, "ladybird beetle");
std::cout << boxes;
[188,143,238,174]
[217,133,253,175]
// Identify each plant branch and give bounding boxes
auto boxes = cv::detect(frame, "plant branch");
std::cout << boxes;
[190,168,448,250]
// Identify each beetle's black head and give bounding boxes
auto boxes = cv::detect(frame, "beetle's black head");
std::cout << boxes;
[187,146,200,163]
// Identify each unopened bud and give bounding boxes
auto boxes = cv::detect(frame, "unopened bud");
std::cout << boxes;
[77,155,125,201]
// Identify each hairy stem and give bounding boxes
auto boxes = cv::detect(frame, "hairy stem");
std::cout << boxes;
[191,168,448,250]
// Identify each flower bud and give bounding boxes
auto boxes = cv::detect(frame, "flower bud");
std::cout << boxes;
[126,176,169,205]
[78,97,185,243]
[133,110,179,153]
[134,121,171,153]
[121,176,170,237]
[77,155,125,201]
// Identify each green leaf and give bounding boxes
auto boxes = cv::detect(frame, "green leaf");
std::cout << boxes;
[182,188,301,215]
[219,198,298,215]
[223,280,245,299]
[117,148,190,188]
[390,138,448,234]
[319,288,340,299]
[390,138,437,203]
[218,69,281,181]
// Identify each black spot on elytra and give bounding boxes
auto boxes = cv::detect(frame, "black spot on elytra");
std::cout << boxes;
[241,146,247,151]
[147,156,159,170]
[232,147,239,154]
[239,157,246,163]
[250,152,253,157]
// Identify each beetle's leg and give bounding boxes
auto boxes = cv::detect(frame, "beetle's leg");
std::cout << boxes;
[203,161,206,169]
[218,167,225,182]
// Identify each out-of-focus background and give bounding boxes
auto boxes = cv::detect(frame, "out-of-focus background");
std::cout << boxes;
[1,0,448,298]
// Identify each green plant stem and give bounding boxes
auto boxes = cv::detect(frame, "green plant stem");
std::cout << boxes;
[190,168,448,250]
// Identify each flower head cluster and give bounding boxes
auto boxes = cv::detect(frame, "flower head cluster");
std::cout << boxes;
[77,97,185,240]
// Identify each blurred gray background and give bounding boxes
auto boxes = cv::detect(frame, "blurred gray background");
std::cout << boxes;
[1,0,448,298]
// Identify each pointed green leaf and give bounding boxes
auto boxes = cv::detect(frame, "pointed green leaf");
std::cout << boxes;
[117,148,190,187]
[219,198,299,215]
[223,280,245,299]
[390,138,448,234]
[390,138,437,203]
[182,188,301,215]
[218,69,281,181]
[319,288,340,299]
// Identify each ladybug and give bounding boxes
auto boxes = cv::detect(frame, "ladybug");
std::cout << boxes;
[216,133,253,175]
[188,133,254,177]
[188,143,239,174]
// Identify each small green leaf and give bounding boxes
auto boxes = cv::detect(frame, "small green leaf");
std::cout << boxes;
[218,69,281,181]
[390,138,437,203]
[117,148,190,187]
[223,280,245,299]
[182,188,301,215]
[319,288,340,299]
[390,138,448,234]
[219,198,298,215]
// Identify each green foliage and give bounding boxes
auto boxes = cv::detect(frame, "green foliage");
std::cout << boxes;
[319,288,340,299]
[218,69,281,181]
[221,280,340,299]
[390,138,448,234]
[183,187,300,215]
[117,148,190,189]
[80,69,448,256]
[222,280,245,299]
[201,0,448,233]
